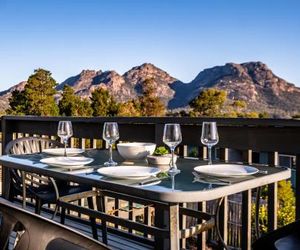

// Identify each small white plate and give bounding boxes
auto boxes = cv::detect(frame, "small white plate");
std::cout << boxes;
[194,164,259,178]
[40,156,94,169]
[42,148,85,156]
[97,166,161,180]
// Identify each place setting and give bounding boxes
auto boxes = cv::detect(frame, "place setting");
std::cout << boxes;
[40,121,94,174]
[192,122,262,186]
[97,122,193,190]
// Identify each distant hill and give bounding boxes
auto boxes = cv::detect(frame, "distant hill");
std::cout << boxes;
[1,62,300,117]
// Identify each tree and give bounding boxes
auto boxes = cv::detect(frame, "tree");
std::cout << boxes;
[59,85,92,117]
[189,88,227,117]
[90,87,119,116]
[59,85,76,116]
[76,99,93,117]
[118,100,141,117]
[138,78,166,116]
[6,89,27,115]
[24,69,59,116]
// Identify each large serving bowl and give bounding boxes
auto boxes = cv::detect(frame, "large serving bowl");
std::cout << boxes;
[117,142,156,160]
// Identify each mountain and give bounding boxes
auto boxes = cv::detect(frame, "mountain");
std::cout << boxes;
[1,62,300,117]
[177,62,300,116]
[57,63,179,105]
[0,81,27,114]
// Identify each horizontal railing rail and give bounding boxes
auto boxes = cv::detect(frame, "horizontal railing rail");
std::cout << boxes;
[2,116,300,153]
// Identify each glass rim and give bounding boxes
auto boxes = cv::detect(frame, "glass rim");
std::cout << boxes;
[164,123,181,126]
[202,121,217,125]
[58,120,72,123]
[104,122,118,125]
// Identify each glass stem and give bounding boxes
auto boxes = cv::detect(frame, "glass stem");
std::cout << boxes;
[64,140,67,157]
[208,146,212,165]
[171,148,175,168]
[171,174,175,190]
[109,144,113,162]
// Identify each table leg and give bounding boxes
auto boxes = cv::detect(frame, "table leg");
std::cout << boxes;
[154,204,168,249]
[169,203,180,250]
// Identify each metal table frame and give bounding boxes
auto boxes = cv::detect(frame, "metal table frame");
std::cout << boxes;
[0,151,291,249]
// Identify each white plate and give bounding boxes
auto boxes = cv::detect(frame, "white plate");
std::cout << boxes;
[97,166,161,180]
[194,164,259,177]
[40,157,94,169]
[42,148,85,156]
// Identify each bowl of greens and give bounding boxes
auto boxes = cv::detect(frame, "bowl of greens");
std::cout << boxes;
[147,146,177,166]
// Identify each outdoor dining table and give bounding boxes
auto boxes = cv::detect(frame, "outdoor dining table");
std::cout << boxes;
[0,149,291,250]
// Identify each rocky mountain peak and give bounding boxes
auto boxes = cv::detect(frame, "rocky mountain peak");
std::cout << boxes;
[124,63,177,85]
[1,62,300,117]
[0,81,27,96]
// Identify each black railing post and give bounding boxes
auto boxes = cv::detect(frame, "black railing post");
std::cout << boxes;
[1,117,13,198]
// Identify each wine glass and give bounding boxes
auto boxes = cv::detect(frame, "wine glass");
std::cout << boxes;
[201,122,219,165]
[103,122,119,166]
[57,121,73,157]
[163,123,182,190]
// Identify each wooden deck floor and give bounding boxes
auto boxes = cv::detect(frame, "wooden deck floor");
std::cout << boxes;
[8,203,154,250]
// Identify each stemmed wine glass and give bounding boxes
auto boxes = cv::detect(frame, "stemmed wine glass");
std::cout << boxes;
[103,122,119,166]
[201,122,219,165]
[163,123,182,190]
[57,121,73,157]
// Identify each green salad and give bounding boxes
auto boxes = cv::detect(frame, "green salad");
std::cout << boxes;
[154,146,169,156]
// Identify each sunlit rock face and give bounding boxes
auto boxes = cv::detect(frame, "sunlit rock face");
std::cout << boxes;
[1,62,300,117]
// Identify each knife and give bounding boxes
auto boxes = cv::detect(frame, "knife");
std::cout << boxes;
[139,176,169,186]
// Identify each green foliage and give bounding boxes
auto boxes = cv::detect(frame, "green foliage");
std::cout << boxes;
[189,88,271,118]
[188,147,198,157]
[90,87,119,117]
[76,98,93,117]
[59,85,92,116]
[277,180,295,227]
[154,146,169,156]
[6,89,27,115]
[232,100,247,109]
[117,100,141,117]
[189,88,227,117]
[259,112,270,118]
[253,180,295,234]
[7,69,59,116]
[138,78,166,117]
[58,85,76,116]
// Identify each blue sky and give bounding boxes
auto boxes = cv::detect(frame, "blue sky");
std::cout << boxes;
[0,0,299,91]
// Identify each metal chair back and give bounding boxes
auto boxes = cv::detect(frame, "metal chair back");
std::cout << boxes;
[0,198,110,250]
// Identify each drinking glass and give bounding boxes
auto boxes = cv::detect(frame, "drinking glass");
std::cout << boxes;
[57,121,73,157]
[201,122,219,165]
[163,123,182,190]
[103,122,119,166]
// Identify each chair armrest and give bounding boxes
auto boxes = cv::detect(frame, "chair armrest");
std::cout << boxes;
[58,190,99,203]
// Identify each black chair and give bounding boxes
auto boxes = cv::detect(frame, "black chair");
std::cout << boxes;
[252,220,300,250]
[0,198,110,250]
[4,137,91,221]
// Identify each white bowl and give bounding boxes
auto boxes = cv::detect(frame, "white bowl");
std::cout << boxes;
[117,142,156,160]
[147,154,177,165]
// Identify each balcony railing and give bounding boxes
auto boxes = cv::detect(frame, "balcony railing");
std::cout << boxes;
[0,115,299,249]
